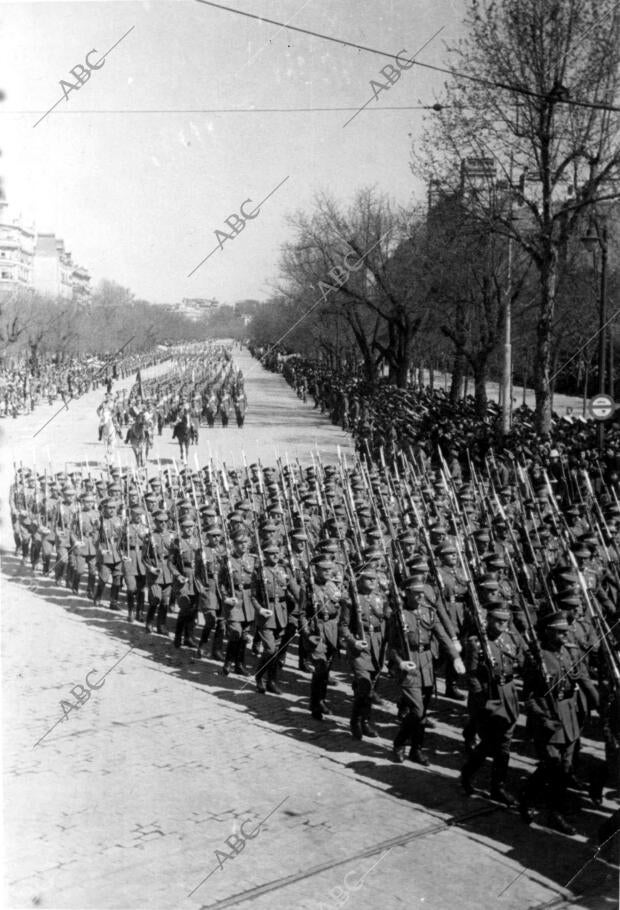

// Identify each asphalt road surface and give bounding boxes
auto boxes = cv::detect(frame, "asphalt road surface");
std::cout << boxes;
[1,348,617,910]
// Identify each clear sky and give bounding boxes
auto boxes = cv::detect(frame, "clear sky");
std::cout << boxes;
[0,0,465,304]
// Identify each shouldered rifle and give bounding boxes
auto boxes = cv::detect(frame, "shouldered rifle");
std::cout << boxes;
[453,531,497,683]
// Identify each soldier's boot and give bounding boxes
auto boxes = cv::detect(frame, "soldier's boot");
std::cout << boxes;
[66,564,75,591]
[350,685,365,740]
[184,616,197,647]
[546,773,575,835]
[255,653,271,693]
[71,571,81,596]
[358,681,377,737]
[126,592,135,623]
[110,583,121,612]
[235,641,251,677]
[310,669,327,720]
[297,637,311,672]
[145,603,156,634]
[460,744,487,795]
[196,620,210,658]
[211,621,225,661]
[93,579,105,605]
[490,754,515,806]
[409,724,430,767]
[42,555,51,576]
[518,766,544,825]
[392,715,415,763]
[266,661,282,695]
[173,613,187,649]
[136,589,145,623]
[222,639,237,676]
[86,572,96,600]
[156,603,169,636]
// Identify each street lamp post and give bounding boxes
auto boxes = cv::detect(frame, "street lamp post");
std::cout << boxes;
[581,219,609,451]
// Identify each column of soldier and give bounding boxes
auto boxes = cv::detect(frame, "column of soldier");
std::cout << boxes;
[123,344,247,431]
[10,444,619,839]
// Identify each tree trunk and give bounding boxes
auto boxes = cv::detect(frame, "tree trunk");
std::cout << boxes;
[450,350,466,403]
[429,362,435,391]
[534,255,557,437]
[473,359,488,418]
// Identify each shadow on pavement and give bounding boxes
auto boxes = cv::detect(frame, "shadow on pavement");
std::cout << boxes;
[4,551,618,906]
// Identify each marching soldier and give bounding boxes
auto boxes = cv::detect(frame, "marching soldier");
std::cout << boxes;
[339,567,388,740]
[519,612,598,834]
[460,604,525,804]
[252,544,292,694]
[70,491,99,598]
[196,527,226,659]
[122,504,149,623]
[170,517,200,650]
[143,509,174,635]
[388,579,465,765]
[219,531,256,676]
[304,558,345,721]
[94,498,123,611]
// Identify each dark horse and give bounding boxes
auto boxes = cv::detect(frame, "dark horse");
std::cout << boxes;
[172,414,192,462]
[125,414,151,468]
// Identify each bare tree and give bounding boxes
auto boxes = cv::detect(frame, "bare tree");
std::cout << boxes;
[414,0,620,434]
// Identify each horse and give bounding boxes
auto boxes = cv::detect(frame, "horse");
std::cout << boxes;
[100,410,119,462]
[125,414,151,468]
[172,414,192,462]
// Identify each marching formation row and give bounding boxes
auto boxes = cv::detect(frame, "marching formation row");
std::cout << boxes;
[9,446,619,841]
[263,350,619,472]
[0,347,174,419]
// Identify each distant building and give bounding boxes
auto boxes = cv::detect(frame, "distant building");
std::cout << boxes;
[32,234,75,300]
[0,201,36,295]
[71,263,91,304]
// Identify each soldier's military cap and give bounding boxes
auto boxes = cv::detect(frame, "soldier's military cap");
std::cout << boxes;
[261,522,278,534]
[228,510,244,522]
[484,554,505,568]
[409,556,429,570]
[130,504,143,513]
[360,568,377,580]
[363,547,382,560]
[318,539,339,553]
[482,594,507,608]
[313,558,333,570]
[578,533,598,547]
[268,504,284,515]
[473,530,491,542]
[404,578,426,592]
[565,506,581,517]
[303,496,318,506]
[558,593,581,607]
[438,542,456,555]
[238,501,253,512]
[206,526,222,536]
[148,477,162,486]
[180,517,194,527]
[572,545,590,558]
[544,612,569,630]
[291,531,307,541]
[399,532,417,545]
[232,531,248,543]
[263,544,280,554]
[153,510,168,521]
[81,492,95,501]
[479,575,500,589]
[487,604,511,620]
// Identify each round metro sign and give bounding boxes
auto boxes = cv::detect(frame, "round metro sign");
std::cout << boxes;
[589,393,615,420]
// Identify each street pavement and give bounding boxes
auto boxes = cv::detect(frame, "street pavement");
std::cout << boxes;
[1,348,617,910]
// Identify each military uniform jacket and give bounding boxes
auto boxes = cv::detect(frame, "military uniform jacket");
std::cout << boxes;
[465,630,524,726]
[122,522,149,576]
[54,503,76,548]
[219,552,256,622]
[71,510,99,556]
[170,537,200,595]
[306,579,343,649]
[388,600,458,689]
[97,517,123,564]
[143,530,175,585]
[523,645,586,745]
[252,563,289,629]
[339,591,386,666]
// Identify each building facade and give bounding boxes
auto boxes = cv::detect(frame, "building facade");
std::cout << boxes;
[0,201,36,295]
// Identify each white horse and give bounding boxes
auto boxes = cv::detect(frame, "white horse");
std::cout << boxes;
[100,409,119,462]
